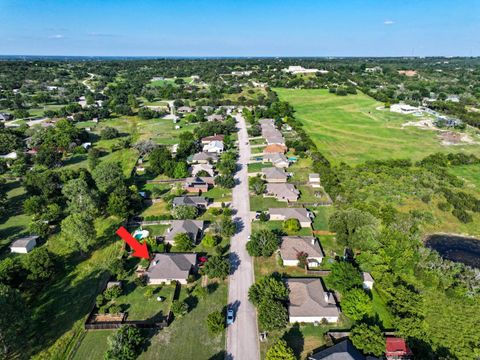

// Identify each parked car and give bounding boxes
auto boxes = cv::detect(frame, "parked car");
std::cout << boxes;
[226,308,234,325]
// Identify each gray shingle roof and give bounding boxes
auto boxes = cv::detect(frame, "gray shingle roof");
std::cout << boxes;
[262,167,288,181]
[146,253,197,281]
[309,339,379,360]
[165,220,204,242]
[172,196,208,207]
[11,235,39,248]
[280,236,323,261]
[269,208,311,223]
[286,278,340,318]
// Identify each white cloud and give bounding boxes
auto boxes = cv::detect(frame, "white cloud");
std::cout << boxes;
[48,34,64,39]
[383,20,395,25]
[87,32,120,38]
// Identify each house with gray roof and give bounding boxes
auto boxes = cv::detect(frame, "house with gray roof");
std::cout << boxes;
[263,153,289,168]
[189,152,219,164]
[164,220,204,244]
[362,272,374,290]
[265,183,299,202]
[309,339,379,360]
[280,236,324,267]
[286,278,340,323]
[10,235,39,254]
[172,196,209,208]
[145,253,197,285]
[262,167,288,183]
[269,208,312,227]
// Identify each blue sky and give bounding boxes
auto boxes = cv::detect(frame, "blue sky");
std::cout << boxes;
[0,0,479,56]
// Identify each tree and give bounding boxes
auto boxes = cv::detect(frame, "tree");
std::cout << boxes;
[283,218,300,233]
[248,275,289,306]
[350,323,385,356]
[61,213,96,253]
[249,175,266,195]
[148,146,172,175]
[171,205,198,220]
[258,299,288,331]
[104,285,122,300]
[88,148,101,170]
[171,300,188,318]
[173,161,189,179]
[0,284,29,357]
[326,261,363,294]
[215,174,235,189]
[266,339,296,360]
[203,255,230,279]
[0,258,23,288]
[202,233,220,248]
[341,288,373,321]
[62,178,99,216]
[246,229,279,257]
[212,216,236,238]
[107,186,133,219]
[206,310,225,334]
[92,161,125,193]
[104,325,144,360]
[174,233,194,251]
[22,247,56,282]
[329,208,379,249]
[101,127,120,140]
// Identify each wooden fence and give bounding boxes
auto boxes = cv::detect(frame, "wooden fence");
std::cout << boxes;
[146,179,185,184]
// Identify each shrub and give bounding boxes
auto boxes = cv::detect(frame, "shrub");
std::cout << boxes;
[104,285,122,300]
[283,218,301,233]
[206,310,225,334]
[171,300,188,317]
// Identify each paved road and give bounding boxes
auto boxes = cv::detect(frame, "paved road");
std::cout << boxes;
[226,113,260,360]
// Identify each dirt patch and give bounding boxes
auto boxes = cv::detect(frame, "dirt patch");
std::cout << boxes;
[402,118,436,130]
[439,131,476,146]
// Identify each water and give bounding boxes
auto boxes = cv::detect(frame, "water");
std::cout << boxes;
[425,234,480,268]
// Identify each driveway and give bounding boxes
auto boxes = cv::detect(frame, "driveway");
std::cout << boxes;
[226,113,260,360]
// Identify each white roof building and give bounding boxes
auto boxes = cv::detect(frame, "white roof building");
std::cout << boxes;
[10,235,39,254]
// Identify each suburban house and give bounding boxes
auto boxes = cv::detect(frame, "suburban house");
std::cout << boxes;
[184,177,215,193]
[191,163,215,177]
[172,196,209,208]
[268,208,312,227]
[10,235,39,254]
[309,339,379,360]
[201,134,225,144]
[164,220,204,244]
[386,338,413,360]
[0,112,13,121]
[265,183,299,202]
[202,140,224,154]
[263,153,290,168]
[145,253,197,285]
[177,106,194,113]
[362,272,374,290]
[309,173,321,188]
[286,278,340,323]
[259,118,285,145]
[261,167,288,183]
[264,144,287,154]
[280,236,324,267]
[206,114,225,122]
[283,65,328,75]
[189,152,219,164]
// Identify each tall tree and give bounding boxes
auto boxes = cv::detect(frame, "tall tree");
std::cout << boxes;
[0,284,29,357]
[61,213,96,253]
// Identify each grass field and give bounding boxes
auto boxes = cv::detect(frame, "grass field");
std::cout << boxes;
[275,88,480,164]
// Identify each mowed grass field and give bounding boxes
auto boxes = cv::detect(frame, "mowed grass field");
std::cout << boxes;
[275,88,480,164]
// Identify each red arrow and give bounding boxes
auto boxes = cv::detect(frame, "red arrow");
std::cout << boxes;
[116,226,150,259]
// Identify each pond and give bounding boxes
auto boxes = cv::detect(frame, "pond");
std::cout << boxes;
[425,234,480,268]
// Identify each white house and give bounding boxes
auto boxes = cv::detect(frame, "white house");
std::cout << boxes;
[390,103,422,115]
[202,140,224,154]
[10,235,39,254]
[280,236,324,267]
[309,173,321,188]
[286,278,340,323]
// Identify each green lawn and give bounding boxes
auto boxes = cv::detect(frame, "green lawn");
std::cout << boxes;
[0,181,30,256]
[203,187,232,203]
[250,195,287,211]
[248,162,267,173]
[311,207,333,232]
[72,330,112,360]
[275,88,480,165]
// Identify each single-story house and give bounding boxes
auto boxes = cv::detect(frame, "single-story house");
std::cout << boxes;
[202,140,224,154]
[268,208,312,227]
[191,163,215,177]
[264,144,287,154]
[362,272,374,290]
[10,235,39,254]
[189,152,219,164]
[280,236,324,267]
[172,196,209,208]
[177,106,194,113]
[309,339,379,360]
[309,173,321,188]
[184,177,215,193]
[201,134,225,144]
[207,114,225,122]
[145,253,197,285]
[0,112,13,121]
[286,278,340,323]
[262,167,288,183]
[164,220,204,244]
[263,153,289,168]
[265,183,299,202]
